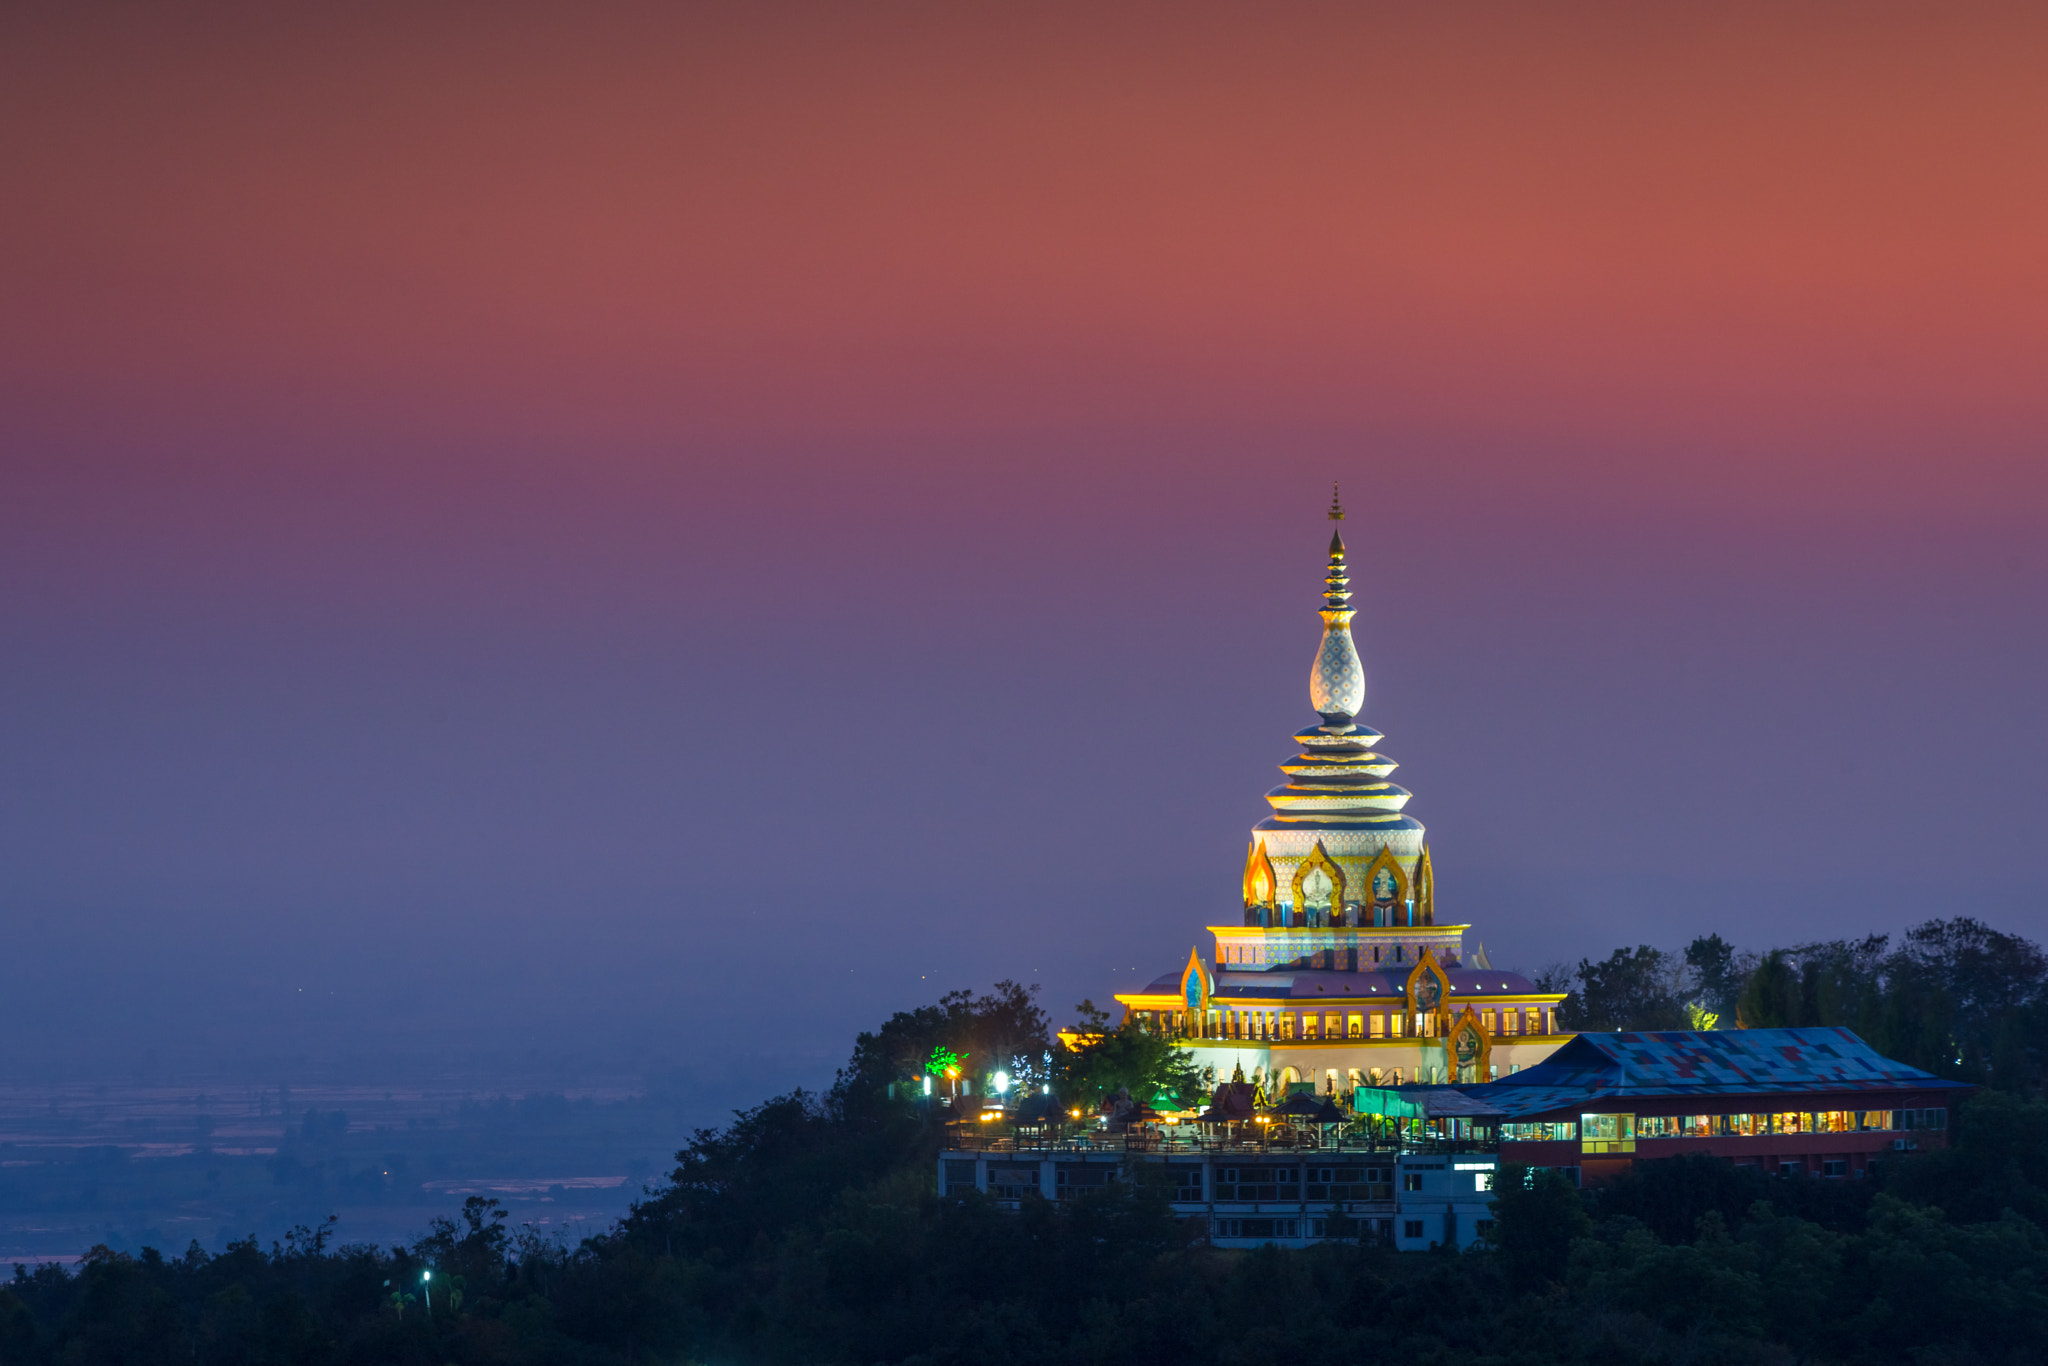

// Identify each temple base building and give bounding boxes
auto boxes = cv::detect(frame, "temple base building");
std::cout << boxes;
[1112,489,1568,1095]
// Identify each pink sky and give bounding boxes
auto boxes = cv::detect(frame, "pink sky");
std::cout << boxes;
[0,2,2042,1079]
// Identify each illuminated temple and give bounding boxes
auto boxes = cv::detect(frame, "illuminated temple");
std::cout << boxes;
[940,490,1971,1250]
[1113,491,1569,1092]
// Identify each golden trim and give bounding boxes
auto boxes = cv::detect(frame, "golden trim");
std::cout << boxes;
[1178,946,1212,1015]
[1242,838,1277,911]
[1362,846,1410,925]
[1404,948,1452,1026]
[1203,923,1475,936]
[1289,840,1346,926]
[1413,845,1435,926]
[1447,1005,1492,1081]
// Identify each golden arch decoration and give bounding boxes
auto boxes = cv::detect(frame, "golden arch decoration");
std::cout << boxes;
[1179,946,1213,1017]
[1362,846,1410,925]
[1447,1005,1491,1082]
[1242,838,1277,911]
[1405,948,1451,1025]
[1413,846,1435,926]
[1289,840,1347,926]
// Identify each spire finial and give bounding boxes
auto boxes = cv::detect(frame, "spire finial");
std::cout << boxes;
[1321,486,1351,610]
[1310,483,1362,719]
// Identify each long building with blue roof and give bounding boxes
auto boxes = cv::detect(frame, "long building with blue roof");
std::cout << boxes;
[1467,1026,1971,1185]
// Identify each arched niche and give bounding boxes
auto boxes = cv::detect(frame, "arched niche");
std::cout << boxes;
[1179,947,1212,1017]
[1242,838,1277,922]
[1290,841,1346,929]
[1413,846,1436,926]
[1447,1006,1491,1082]
[1363,847,1409,927]
[1404,948,1451,1029]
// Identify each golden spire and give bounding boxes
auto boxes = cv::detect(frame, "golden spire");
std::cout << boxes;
[1322,488,1352,613]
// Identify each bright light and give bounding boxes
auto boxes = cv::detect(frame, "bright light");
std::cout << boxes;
[993,1071,1011,1094]
[422,1270,431,1282]
[1041,1083,1050,1095]
[922,1075,931,1096]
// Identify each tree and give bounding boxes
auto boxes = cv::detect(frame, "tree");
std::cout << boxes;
[1737,948,1799,1028]
[1730,920,2048,1091]
[837,980,1051,1111]
[1683,933,1745,1025]
[1564,945,1687,1032]
[1487,1165,1591,1291]
[1888,918,2048,1089]
[416,1196,509,1289]
[1054,1001,1205,1111]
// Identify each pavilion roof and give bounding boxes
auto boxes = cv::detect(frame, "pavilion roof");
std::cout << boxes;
[1197,1081,1260,1123]
[1463,1027,1971,1118]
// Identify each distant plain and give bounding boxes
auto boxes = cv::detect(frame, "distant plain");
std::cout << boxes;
[0,1076,713,1263]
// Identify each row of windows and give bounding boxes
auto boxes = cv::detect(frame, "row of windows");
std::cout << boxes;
[1184,1165,1402,1203]
[1400,1218,1495,1241]
[1634,1109,1949,1138]
[1307,1165,1394,1183]
[970,1165,1441,1205]
[1498,1109,1950,1145]
[986,1164,1040,1200]
[1213,1218,1300,1239]
[1220,943,1422,967]
[1145,1007,1556,1042]
[1214,1165,1296,1201]
[969,1162,1397,1203]
[1241,902,1432,929]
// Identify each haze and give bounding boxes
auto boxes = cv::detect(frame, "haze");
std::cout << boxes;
[2,1,2044,1109]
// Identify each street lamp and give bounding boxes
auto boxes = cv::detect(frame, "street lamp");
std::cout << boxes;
[421,1269,432,1319]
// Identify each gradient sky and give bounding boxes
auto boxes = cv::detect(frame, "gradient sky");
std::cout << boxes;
[2,2,2044,1092]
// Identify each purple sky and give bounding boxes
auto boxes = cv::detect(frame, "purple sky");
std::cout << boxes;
[1,3,2044,1091]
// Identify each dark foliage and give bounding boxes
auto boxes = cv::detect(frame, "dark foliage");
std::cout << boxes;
[1548,917,2048,1084]
[1053,999,1206,1110]
[8,953,2048,1365]
[1562,944,1690,1032]
[1734,918,2048,1090]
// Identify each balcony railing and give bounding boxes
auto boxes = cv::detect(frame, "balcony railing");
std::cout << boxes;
[942,1127,1497,1157]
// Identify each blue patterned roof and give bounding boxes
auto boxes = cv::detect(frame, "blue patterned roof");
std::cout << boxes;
[1464,1027,1971,1118]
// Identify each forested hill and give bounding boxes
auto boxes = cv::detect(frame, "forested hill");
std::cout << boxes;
[5,921,2048,1366]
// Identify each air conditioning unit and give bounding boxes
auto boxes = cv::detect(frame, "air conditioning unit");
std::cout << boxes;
[1891,1139,1918,1151]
